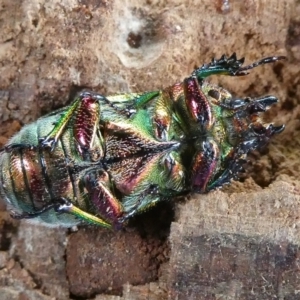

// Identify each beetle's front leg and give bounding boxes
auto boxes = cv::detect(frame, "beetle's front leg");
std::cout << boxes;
[193,53,286,81]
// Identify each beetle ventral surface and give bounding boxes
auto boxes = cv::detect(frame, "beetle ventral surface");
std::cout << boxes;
[0,54,285,229]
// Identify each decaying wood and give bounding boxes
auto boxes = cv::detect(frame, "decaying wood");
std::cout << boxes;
[168,180,300,299]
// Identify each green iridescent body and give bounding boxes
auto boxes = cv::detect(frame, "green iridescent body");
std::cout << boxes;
[0,54,285,228]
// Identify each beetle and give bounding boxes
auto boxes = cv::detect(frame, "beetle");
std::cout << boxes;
[0,53,285,229]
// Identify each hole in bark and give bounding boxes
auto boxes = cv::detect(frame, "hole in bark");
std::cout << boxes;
[32,18,39,27]
[127,32,143,48]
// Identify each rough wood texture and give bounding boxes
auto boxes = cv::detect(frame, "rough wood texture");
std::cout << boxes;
[168,181,300,299]
[0,0,299,299]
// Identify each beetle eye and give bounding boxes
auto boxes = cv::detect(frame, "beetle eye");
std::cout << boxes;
[208,89,220,100]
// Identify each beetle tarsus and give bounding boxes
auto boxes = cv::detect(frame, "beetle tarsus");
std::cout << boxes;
[235,56,286,76]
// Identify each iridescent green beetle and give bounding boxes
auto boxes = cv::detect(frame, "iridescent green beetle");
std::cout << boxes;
[0,54,285,228]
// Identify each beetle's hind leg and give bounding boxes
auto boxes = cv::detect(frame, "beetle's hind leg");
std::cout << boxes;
[10,197,112,228]
[39,90,162,153]
[39,91,158,152]
[10,198,71,220]
[53,197,112,228]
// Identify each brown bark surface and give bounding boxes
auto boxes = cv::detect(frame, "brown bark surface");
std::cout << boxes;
[0,0,299,299]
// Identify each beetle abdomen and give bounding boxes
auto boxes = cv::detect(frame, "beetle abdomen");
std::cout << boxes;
[0,115,85,226]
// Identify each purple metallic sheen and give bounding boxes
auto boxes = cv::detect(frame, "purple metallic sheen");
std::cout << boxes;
[184,77,213,129]
[84,172,123,223]
[23,153,45,204]
[191,141,219,192]
[74,95,99,150]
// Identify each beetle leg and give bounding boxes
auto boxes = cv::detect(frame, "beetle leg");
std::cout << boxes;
[39,95,83,151]
[119,184,161,224]
[83,169,178,228]
[39,92,106,152]
[207,157,246,191]
[120,152,187,220]
[10,197,112,227]
[193,53,286,81]
[121,180,188,224]
[53,197,112,228]
[183,76,214,130]
[191,139,220,193]
[161,151,186,191]
[83,169,124,228]
[109,91,160,118]
[234,56,286,76]
[39,90,161,152]
[131,91,160,108]
[39,92,100,151]
[206,122,285,191]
